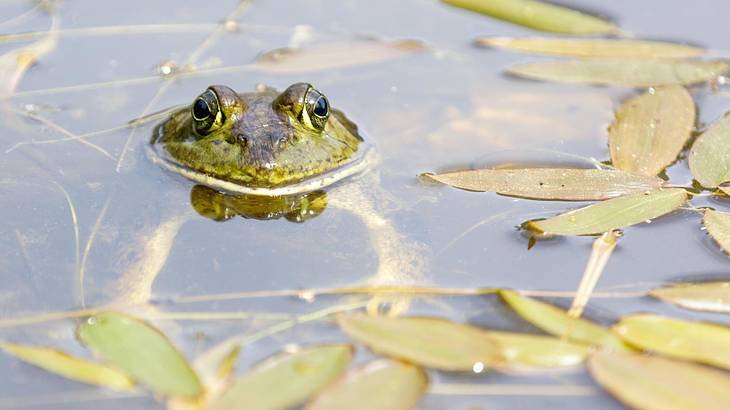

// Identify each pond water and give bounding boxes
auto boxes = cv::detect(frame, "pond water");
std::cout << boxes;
[1,0,729,408]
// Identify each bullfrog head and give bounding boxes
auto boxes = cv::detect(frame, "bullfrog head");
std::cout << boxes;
[149,83,369,196]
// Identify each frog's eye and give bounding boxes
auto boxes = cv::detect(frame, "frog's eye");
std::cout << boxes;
[301,87,329,131]
[192,88,224,136]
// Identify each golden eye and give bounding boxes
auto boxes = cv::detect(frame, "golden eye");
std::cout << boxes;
[300,87,330,131]
[192,88,224,136]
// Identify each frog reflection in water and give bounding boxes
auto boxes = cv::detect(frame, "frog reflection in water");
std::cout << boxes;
[189,185,327,223]
[135,83,426,313]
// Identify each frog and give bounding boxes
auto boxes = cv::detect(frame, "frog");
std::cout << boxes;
[116,83,427,314]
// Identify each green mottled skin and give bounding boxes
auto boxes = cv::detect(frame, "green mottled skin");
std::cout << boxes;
[151,84,363,188]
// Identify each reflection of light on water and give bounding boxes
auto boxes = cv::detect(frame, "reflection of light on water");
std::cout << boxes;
[297,290,316,303]
[472,361,485,373]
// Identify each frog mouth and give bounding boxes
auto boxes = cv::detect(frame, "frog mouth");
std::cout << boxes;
[147,143,377,197]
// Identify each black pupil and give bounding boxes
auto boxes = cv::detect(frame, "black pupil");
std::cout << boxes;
[313,96,328,118]
[193,98,210,119]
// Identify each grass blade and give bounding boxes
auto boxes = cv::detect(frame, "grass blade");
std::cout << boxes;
[0,342,133,391]
[650,282,730,313]
[614,314,730,370]
[442,0,617,34]
[476,37,704,59]
[524,188,688,236]
[488,332,591,371]
[499,290,628,350]
[423,168,663,200]
[509,59,730,87]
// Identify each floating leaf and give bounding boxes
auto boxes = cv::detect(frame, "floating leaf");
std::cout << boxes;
[337,313,501,371]
[499,290,628,350]
[650,282,730,313]
[423,168,663,200]
[609,86,695,176]
[614,314,730,370]
[703,210,730,254]
[211,345,353,410]
[304,360,427,410]
[509,59,730,87]
[689,113,730,189]
[253,39,426,73]
[0,342,133,390]
[589,350,730,410]
[441,0,617,34]
[524,188,687,236]
[488,331,591,370]
[77,311,202,398]
[476,37,704,59]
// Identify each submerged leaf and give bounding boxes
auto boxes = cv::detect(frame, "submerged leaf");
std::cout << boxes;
[0,342,133,390]
[650,282,730,313]
[441,0,617,34]
[589,350,730,410]
[304,360,427,410]
[254,39,426,73]
[689,113,730,189]
[0,16,57,97]
[509,59,730,87]
[488,331,591,370]
[337,313,501,371]
[499,290,627,350]
[703,210,730,254]
[211,345,353,410]
[614,314,730,370]
[77,312,202,398]
[423,168,663,200]
[476,37,704,59]
[524,188,687,236]
[609,86,695,176]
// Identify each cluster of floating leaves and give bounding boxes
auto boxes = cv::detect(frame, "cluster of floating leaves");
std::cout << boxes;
[431,2,730,246]
[8,286,730,410]
[5,1,730,409]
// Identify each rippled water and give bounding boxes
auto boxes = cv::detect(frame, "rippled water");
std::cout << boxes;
[1,0,729,408]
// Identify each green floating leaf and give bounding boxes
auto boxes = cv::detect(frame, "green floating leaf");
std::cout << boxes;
[589,350,730,410]
[609,86,695,176]
[703,210,730,254]
[77,311,202,398]
[476,37,704,59]
[499,290,627,350]
[441,0,617,34]
[525,188,688,236]
[650,281,730,313]
[509,59,730,87]
[211,345,353,410]
[0,342,133,390]
[337,313,501,371]
[424,168,663,201]
[254,39,426,74]
[614,314,730,370]
[304,360,427,410]
[689,113,730,189]
[489,331,591,370]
